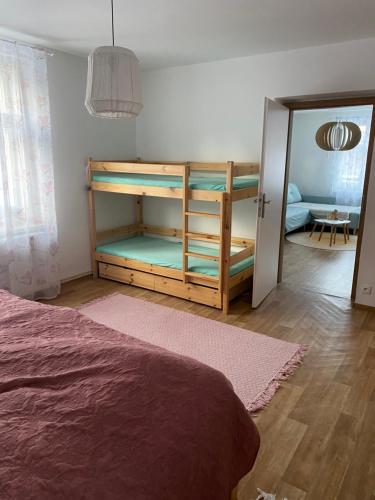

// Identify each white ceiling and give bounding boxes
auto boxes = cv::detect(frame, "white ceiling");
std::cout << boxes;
[1,0,375,69]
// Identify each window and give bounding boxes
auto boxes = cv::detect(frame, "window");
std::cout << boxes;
[0,40,59,299]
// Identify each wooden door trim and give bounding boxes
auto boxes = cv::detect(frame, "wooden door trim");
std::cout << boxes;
[277,96,375,301]
[281,96,375,110]
[277,109,293,283]
[351,106,375,300]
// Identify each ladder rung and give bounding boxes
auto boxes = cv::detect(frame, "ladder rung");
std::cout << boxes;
[185,211,220,218]
[185,271,219,282]
[185,231,220,243]
[185,251,219,262]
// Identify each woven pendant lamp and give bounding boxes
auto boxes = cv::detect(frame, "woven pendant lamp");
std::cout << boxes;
[85,0,143,119]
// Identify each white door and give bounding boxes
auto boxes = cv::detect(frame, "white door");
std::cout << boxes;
[252,98,290,307]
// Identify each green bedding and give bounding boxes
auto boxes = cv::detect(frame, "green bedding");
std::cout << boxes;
[96,235,254,277]
[92,172,259,191]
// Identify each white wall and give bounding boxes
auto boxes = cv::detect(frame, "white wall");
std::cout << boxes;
[136,37,375,306]
[143,198,255,239]
[48,51,136,281]
[289,107,372,198]
[357,152,375,307]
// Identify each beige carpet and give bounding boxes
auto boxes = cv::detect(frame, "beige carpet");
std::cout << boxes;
[286,231,357,251]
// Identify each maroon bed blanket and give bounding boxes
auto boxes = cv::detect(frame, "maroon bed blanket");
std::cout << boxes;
[0,290,259,500]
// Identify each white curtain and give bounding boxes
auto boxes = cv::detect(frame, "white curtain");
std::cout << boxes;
[0,41,60,300]
[328,110,372,206]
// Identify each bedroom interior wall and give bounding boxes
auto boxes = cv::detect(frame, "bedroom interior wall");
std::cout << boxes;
[136,37,375,307]
[356,147,375,308]
[288,107,373,197]
[48,50,136,282]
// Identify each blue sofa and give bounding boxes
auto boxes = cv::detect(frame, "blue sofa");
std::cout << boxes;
[285,183,361,234]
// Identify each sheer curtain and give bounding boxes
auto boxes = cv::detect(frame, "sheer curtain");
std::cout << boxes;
[328,109,372,206]
[0,41,60,299]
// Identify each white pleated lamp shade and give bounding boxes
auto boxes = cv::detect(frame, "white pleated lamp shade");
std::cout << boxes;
[85,46,143,118]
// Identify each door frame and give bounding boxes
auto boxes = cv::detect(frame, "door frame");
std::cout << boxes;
[276,94,375,302]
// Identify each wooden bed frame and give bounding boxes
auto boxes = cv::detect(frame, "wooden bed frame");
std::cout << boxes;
[87,159,259,313]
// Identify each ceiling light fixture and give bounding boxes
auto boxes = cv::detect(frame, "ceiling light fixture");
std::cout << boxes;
[316,121,361,151]
[85,0,143,118]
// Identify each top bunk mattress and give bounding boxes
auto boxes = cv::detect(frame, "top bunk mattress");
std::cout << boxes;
[96,235,254,277]
[92,172,259,191]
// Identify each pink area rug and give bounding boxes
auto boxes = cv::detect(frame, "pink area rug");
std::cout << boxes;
[79,294,308,413]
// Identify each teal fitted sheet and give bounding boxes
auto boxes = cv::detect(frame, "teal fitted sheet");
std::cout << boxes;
[92,172,259,191]
[288,202,361,230]
[96,235,254,277]
[285,206,311,233]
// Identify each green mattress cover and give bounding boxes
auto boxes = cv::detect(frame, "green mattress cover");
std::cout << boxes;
[96,235,254,277]
[92,172,259,191]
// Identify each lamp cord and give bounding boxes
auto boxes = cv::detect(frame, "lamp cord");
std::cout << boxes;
[111,0,115,46]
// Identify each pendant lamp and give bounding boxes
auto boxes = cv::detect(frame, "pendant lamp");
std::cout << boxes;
[85,0,143,118]
[316,121,361,151]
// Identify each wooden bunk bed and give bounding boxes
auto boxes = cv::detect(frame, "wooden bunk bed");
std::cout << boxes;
[87,159,259,313]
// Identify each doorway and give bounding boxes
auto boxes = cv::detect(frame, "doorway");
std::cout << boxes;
[279,103,374,299]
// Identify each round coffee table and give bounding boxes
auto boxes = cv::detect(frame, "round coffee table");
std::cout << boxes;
[309,218,351,247]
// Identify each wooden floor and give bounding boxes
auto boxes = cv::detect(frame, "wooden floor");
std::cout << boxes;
[48,262,375,499]
[282,239,356,299]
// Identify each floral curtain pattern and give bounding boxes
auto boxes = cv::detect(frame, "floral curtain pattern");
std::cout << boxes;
[0,41,60,299]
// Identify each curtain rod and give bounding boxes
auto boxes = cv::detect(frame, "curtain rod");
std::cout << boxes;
[0,37,55,56]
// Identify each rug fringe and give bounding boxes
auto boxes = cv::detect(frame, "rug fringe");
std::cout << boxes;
[248,344,309,414]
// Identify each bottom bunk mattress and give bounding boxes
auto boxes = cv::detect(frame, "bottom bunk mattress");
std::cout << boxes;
[96,235,254,277]
[0,290,260,499]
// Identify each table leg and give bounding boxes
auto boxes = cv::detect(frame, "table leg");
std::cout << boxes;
[343,224,347,244]
[319,224,325,241]
[310,223,317,238]
[346,224,350,241]
[333,226,337,244]
[329,225,334,247]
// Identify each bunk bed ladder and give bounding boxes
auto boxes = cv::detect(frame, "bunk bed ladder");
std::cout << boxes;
[182,162,234,312]
[182,162,222,284]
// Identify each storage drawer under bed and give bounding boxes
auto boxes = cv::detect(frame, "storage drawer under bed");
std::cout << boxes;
[98,262,222,308]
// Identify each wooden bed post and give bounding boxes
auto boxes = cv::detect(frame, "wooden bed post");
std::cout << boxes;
[182,162,190,283]
[133,156,143,234]
[136,196,143,235]
[87,157,98,279]
[222,161,234,314]
[218,192,225,295]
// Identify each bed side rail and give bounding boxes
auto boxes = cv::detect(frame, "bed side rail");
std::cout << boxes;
[96,224,140,244]
[89,160,186,176]
[140,223,253,248]
[233,162,259,176]
[188,162,259,176]
[229,244,255,266]
[89,159,259,177]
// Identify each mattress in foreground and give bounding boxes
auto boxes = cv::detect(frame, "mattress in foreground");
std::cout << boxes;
[93,172,259,191]
[96,235,254,277]
[0,290,259,500]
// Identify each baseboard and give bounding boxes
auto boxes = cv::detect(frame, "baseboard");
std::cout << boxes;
[353,302,375,312]
[60,272,92,284]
